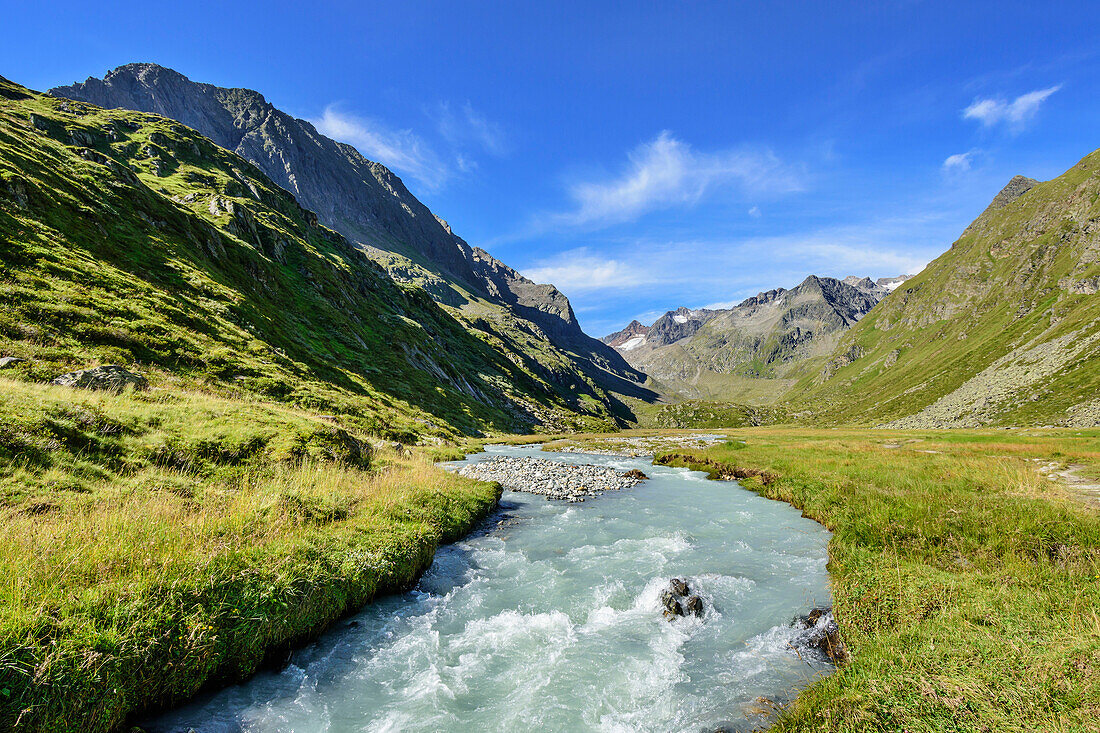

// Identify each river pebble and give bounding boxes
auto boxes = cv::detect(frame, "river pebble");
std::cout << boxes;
[457,455,645,501]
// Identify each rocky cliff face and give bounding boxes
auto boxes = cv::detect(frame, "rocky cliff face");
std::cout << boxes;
[603,274,904,400]
[52,64,478,281]
[51,64,649,409]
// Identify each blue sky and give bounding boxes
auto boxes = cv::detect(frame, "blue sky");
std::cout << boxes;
[6,1,1100,335]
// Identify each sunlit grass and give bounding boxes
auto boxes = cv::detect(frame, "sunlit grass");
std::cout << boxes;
[0,379,499,732]
[621,427,1100,731]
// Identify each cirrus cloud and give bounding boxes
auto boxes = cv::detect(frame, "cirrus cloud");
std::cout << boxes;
[522,247,654,291]
[310,105,451,190]
[436,101,508,156]
[942,150,977,173]
[550,131,805,229]
[963,85,1062,130]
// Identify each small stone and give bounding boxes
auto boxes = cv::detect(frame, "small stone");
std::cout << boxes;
[684,595,704,617]
[0,356,26,369]
[669,578,690,596]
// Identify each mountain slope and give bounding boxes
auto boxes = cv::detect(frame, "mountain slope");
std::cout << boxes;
[794,161,1100,427]
[50,64,651,414]
[0,75,618,437]
[604,276,897,402]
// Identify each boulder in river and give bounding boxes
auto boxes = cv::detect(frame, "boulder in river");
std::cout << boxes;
[661,578,703,620]
[661,591,683,618]
[792,606,846,662]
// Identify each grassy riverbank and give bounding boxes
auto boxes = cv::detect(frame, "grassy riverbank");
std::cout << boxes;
[629,428,1100,731]
[0,378,500,732]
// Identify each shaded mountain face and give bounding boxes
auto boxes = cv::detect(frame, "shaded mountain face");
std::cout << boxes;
[797,163,1100,428]
[603,275,902,402]
[51,64,650,411]
[0,75,622,437]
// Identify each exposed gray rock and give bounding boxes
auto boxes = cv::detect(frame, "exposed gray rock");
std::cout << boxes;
[984,175,1039,213]
[51,365,148,392]
[792,607,846,662]
[0,356,26,368]
[600,319,650,348]
[660,577,704,620]
[660,591,683,618]
[820,342,866,381]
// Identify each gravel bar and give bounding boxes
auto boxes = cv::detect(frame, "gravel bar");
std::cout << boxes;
[457,456,645,502]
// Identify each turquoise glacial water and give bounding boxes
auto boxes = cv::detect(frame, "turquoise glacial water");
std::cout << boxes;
[148,444,833,732]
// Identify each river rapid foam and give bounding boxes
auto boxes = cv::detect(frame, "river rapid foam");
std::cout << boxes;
[148,444,833,732]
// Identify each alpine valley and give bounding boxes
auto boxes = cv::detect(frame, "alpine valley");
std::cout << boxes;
[3,49,1100,733]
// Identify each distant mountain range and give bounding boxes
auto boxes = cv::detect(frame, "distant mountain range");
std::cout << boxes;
[612,157,1100,428]
[51,64,652,421]
[602,274,909,402]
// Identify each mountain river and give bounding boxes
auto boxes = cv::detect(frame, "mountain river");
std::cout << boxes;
[148,443,834,732]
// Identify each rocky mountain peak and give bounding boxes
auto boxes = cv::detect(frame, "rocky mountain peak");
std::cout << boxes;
[601,320,651,350]
[843,275,879,292]
[601,272,910,395]
[987,175,1040,212]
[875,275,911,291]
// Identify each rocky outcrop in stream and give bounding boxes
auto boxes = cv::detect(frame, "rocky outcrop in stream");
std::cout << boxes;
[792,607,846,662]
[455,456,646,501]
[661,577,704,620]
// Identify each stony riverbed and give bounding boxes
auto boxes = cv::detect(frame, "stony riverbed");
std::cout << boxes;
[456,455,646,500]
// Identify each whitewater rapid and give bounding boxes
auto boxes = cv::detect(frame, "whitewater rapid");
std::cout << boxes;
[148,444,833,732]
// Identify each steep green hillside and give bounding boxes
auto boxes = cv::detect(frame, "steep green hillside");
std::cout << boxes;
[0,76,618,437]
[51,63,653,419]
[795,161,1100,427]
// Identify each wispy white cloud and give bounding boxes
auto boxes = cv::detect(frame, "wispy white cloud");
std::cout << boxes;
[776,238,928,275]
[522,247,654,292]
[748,205,762,218]
[522,214,940,322]
[437,101,508,156]
[963,85,1062,130]
[701,299,742,310]
[549,131,804,229]
[310,105,451,189]
[942,150,976,173]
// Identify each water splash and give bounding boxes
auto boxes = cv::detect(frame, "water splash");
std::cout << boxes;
[147,446,833,732]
